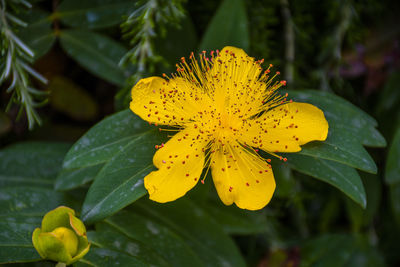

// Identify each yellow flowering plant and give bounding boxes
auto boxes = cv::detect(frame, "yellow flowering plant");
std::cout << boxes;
[130,46,329,210]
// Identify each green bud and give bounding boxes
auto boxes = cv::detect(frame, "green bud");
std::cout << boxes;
[32,206,90,265]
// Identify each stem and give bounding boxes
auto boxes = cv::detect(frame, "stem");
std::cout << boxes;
[280,0,295,85]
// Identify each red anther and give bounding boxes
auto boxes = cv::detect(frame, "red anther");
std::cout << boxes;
[255,149,259,152]
[269,64,273,67]
[276,71,280,75]
[202,50,206,54]
[162,73,166,77]
[201,180,205,184]
[161,143,165,147]
[281,80,287,86]
[181,57,185,62]
[267,159,271,162]
[265,69,270,74]
[155,145,159,149]
[190,51,194,59]
[283,158,288,162]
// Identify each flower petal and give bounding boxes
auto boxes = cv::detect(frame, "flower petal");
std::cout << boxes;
[208,46,265,118]
[32,228,45,258]
[130,77,205,126]
[41,206,75,233]
[211,144,275,210]
[144,126,208,203]
[240,102,329,152]
[37,232,72,264]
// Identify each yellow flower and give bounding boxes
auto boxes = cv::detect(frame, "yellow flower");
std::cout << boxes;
[130,46,328,210]
[32,206,90,265]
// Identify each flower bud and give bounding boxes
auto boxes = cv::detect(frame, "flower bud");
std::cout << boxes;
[32,206,90,265]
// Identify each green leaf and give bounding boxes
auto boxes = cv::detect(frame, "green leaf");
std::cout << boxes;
[81,130,165,224]
[199,0,249,51]
[300,234,385,267]
[377,71,400,114]
[0,187,74,264]
[62,110,153,170]
[285,154,366,208]
[299,124,377,173]
[49,76,99,121]
[345,173,382,231]
[100,211,204,267]
[55,164,103,191]
[198,201,271,235]
[87,230,170,267]
[133,198,246,267]
[18,9,55,60]
[59,29,128,85]
[300,234,355,267]
[0,187,70,216]
[390,183,400,226]
[75,248,147,267]
[156,16,198,67]
[385,126,400,184]
[0,216,41,264]
[57,0,136,29]
[0,111,11,136]
[286,89,386,147]
[0,142,70,188]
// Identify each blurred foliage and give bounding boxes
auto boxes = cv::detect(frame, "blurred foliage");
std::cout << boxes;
[1,0,400,266]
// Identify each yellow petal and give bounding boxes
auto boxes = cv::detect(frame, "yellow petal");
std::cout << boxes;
[208,46,265,117]
[240,102,329,153]
[144,126,208,203]
[211,144,276,210]
[130,76,205,126]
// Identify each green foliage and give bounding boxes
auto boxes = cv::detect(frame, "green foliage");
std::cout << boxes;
[1,0,399,266]
[0,0,48,129]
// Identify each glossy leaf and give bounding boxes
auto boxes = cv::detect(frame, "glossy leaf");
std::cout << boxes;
[133,198,246,267]
[285,154,366,208]
[0,187,70,216]
[59,29,128,85]
[286,89,386,147]
[0,216,41,264]
[385,126,400,184]
[55,164,103,191]
[0,187,73,263]
[62,110,153,170]
[87,229,170,267]
[81,130,165,223]
[300,124,377,174]
[58,0,136,29]
[0,142,70,188]
[199,0,249,51]
[18,9,55,60]
[100,211,204,267]
[76,248,146,267]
